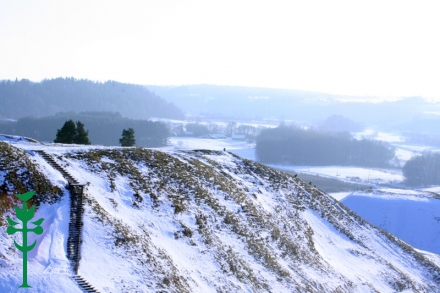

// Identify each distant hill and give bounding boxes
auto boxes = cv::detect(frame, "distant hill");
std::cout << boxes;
[318,115,364,133]
[147,84,435,128]
[0,78,185,120]
[396,116,440,136]
[146,84,329,121]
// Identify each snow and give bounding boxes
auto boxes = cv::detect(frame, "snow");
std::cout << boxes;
[303,209,392,292]
[424,186,440,193]
[395,147,417,161]
[272,164,403,185]
[167,137,256,161]
[2,136,440,291]
[0,194,79,292]
[328,192,352,201]
[375,132,405,143]
[397,144,436,152]
[342,189,440,254]
[416,249,440,267]
[0,134,39,144]
[354,130,440,165]
[354,129,405,143]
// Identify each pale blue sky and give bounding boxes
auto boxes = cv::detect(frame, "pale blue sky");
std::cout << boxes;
[1,0,440,100]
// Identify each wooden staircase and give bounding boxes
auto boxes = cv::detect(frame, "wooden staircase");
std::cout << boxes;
[34,150,80,185]
[34,150,100,293]
[68,183,85,274]
[72,275,101,293]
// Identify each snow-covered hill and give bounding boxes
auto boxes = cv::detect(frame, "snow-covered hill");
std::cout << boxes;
[1,141,440,292]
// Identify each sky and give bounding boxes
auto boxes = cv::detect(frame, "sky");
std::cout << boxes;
[1,0,440,100]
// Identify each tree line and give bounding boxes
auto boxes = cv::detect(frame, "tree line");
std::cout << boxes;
[169,121,264,140]
[256,125,395,167]
[403,153,440,186]
[0,78,184,120]
[0,112,169,147]
[55,119,135,147]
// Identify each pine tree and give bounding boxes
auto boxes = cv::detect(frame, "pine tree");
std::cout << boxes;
[54,119,91,145]
[54,120,77,143]
[119,128,136,147]
[74,121,91,145]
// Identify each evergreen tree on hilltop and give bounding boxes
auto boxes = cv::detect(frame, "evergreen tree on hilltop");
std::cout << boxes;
[119,128,136,147]
[54,119,91,144]
[54,120,77,143]
[74,121,91,145]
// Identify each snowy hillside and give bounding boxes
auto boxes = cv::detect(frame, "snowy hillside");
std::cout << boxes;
[342,189,440,255]
[1,141,440,292]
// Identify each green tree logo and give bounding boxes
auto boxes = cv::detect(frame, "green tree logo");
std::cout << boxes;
[6,191,45,288]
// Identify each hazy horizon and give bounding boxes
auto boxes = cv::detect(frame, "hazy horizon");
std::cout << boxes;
[1,1,440,100]
[0,77,418,102]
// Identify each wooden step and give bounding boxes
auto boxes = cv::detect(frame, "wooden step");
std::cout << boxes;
[72,275,101,293]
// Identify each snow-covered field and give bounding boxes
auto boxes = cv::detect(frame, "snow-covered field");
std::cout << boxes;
[342,189,440,256]
[272,165,403,186]
[167,137,257,161]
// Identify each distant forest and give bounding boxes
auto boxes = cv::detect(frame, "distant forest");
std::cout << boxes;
[0,112,169,147]
[403,153,440,186]
[0,78,184,120]
[256,126,395,167]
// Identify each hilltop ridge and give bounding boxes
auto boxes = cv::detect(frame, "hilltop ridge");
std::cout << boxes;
[0,141,440,292]
[0,78,184,120]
